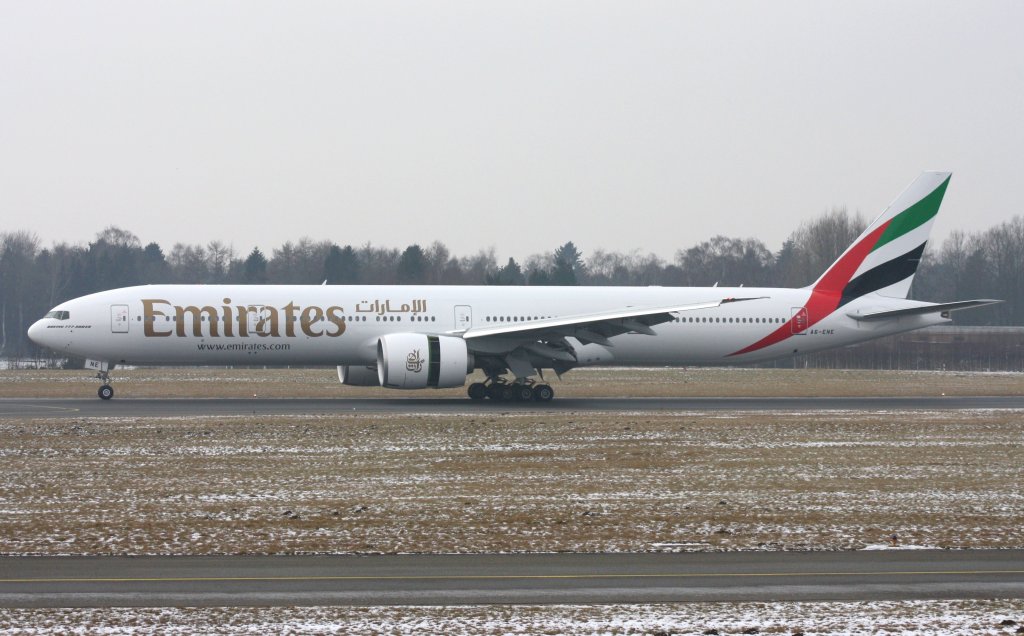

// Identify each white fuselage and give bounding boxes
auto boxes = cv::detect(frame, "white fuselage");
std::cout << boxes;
[28,284,947,369]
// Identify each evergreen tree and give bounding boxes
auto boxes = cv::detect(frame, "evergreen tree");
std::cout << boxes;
[487,257,526,285]
[324,244,361,284]
[243,247,268,284]
[551,241,583,285]
[396,244,428,284]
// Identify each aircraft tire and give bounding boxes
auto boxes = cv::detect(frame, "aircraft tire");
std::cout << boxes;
[499,385,516,402]
[98,385,114,400]
[514,385,534,402]
[467,382,487,400]
[532,384,554,402]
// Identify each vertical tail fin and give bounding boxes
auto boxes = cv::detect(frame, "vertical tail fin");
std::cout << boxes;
[810,171,951,305]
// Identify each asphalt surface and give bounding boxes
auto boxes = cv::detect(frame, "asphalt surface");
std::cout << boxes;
[2,551,1022,607]
[1,395,1023,418]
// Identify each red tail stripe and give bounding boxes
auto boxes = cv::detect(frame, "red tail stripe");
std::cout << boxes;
[729,220,891,357]
[812,221,891,295]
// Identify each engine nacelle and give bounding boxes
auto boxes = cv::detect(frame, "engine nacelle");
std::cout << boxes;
[377,333,472,389]
[337,365,380,386]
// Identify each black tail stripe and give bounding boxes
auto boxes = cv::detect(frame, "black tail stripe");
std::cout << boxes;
[839,242,927,307]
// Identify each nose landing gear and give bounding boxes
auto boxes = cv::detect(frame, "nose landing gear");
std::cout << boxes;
[96,368,114,400]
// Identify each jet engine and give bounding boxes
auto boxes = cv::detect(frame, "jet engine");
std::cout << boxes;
[377,333,472,389]
[337,365,380,386]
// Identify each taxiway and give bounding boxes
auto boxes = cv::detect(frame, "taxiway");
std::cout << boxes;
[1,395,1023,418]
[2,551,1022,607]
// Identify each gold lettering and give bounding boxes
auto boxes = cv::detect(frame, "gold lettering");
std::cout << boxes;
[176,305,220,337]
[221,298,234,337]
[142,299,172,337]
[143,300,351,339]
[325,306,346,337]
[300,305,324,337]
[236,305,251,337]
[284,302,298,337]
[255,306,280,337]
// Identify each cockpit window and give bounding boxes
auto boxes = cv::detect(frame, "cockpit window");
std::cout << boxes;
[44,310,70,320]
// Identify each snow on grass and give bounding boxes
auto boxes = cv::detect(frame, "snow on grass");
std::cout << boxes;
[1,601,1022,635]
[1,408,1022,556]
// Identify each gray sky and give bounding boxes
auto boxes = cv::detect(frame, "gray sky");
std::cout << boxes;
[2,1,1022,260]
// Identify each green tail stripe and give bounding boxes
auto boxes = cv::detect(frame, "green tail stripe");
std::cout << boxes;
[872,176,950,252]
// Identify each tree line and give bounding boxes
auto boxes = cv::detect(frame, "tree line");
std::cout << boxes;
[2,210,1021,358]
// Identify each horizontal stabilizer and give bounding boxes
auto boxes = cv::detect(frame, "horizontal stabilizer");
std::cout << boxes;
[848,299,1002,321]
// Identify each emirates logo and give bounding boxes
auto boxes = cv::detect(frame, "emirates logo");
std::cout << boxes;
[405,349,424,373]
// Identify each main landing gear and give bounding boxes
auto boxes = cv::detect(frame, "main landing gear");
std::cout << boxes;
[467,378,554,402]
[96,369,114,400]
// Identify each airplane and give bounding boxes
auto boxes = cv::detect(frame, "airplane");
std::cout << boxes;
[27,171,999,402]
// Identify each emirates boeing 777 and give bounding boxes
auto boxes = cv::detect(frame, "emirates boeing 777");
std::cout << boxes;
[28,172,998,401]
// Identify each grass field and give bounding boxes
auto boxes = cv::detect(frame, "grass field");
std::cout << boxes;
[1,368,1021,556]
[1,365,1023,398]
[3,600,1023,635]
[3,368,1021,634]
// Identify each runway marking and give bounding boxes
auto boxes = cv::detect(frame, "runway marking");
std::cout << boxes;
[3,570,1023,584]
[0,402,80,414]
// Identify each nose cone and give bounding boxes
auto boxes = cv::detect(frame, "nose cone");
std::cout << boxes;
[27,320,48,348]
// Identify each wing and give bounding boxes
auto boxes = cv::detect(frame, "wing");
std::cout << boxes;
[458,296,767,377]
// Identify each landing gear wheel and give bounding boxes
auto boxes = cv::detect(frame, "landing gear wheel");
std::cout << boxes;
[467,382,487,400]
[98,385,114,400]
[532,384,554,402]
[514,385,535,402]
[499,385,516,402]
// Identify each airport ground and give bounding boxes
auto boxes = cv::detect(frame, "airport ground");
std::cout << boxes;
[1,367,1022,633]
[2,365,1024,399]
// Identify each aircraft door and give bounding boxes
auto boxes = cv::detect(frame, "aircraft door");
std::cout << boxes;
[454,305,472,331]
[791,307,808,334]
[111,305,129,334]
[247,305,272,336]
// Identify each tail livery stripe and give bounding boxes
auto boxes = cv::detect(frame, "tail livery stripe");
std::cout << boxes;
[730,222,892,356]
[872,177,949,254]
[806,221,891,296]
[839,242,927,307]
[729,173,949,358]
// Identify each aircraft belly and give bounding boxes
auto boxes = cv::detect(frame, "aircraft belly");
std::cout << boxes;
[609,326,747,365]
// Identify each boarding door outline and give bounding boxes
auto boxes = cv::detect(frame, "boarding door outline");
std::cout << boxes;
[111,304,129,334]
[454,305,472,331]
[247,305,272,336]
[791,307,808,334]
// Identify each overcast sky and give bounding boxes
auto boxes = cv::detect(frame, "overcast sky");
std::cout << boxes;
[2,1,1022,261]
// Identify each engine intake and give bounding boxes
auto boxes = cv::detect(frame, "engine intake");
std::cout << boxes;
[377,333,471,389]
